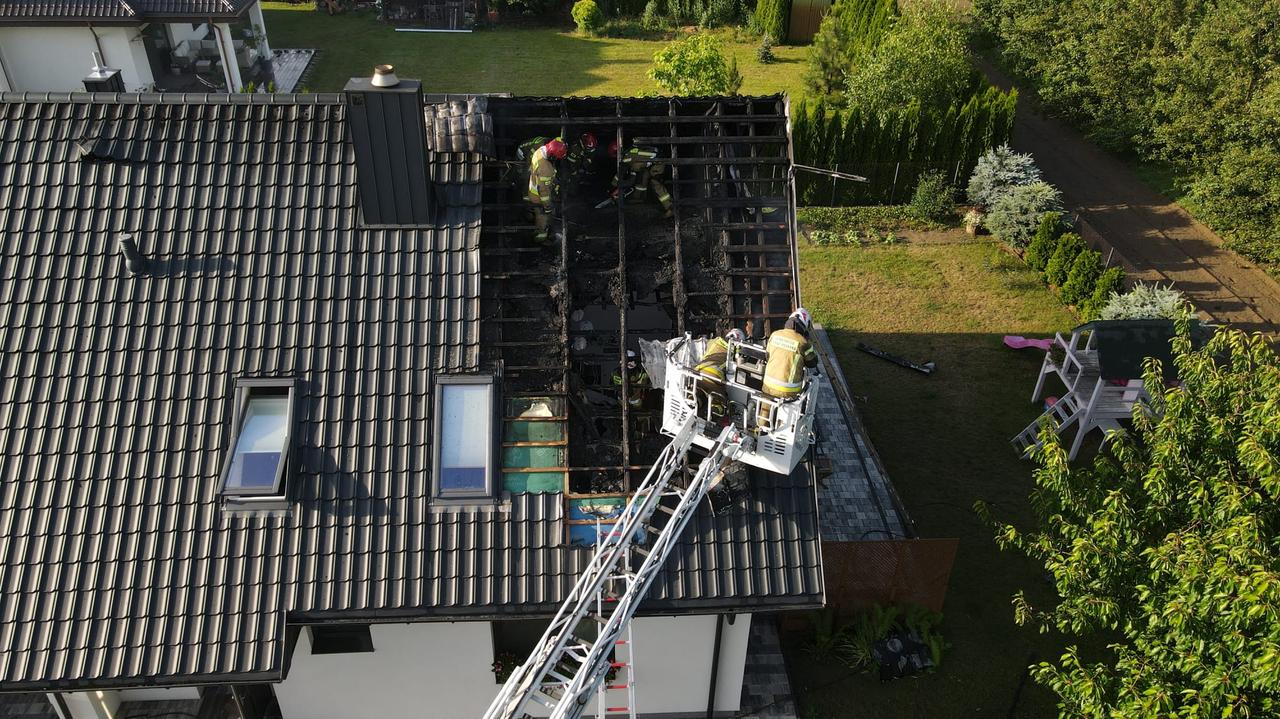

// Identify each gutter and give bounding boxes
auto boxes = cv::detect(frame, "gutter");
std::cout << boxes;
[705,614,726,719]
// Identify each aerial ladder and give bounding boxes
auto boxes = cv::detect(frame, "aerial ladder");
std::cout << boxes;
[482,416,745,719]
[483,335,816,719]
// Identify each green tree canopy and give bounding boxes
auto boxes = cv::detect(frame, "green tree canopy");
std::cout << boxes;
[843,0,975,116]
[648,33,743,95]
[984,325,1280,717]
[803,0,897,100]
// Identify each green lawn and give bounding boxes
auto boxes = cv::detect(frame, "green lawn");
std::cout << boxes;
[261,2,810,97]
[791,229,1080,717]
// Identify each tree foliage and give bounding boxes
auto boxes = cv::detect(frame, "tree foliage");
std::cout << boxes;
[1044,231,1084,287]
[843,0,976,117]
[966,143,1041,208]
[976,0,1280,267]
[750,0,789,46]
[984,181,1062,248]
[983,325,1280,718]
[792,87,1018,205]
[648,33,742,95]
[803,0,897,100]
[1025,211,1063,271]
[572,0,605,34]
[908,169,955,222]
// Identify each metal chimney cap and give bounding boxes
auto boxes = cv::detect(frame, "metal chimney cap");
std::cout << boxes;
[371,65,399,88]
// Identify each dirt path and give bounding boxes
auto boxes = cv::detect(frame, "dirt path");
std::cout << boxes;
[979,60,1280,338]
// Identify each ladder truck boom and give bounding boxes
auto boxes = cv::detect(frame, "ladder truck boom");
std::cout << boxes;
[482,416,745,719]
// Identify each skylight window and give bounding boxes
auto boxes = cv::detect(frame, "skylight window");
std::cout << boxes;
[220,379,294,498]
[433,375,496,500]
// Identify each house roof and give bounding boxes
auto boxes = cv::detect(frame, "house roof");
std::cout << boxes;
[0,0,256,23]
[0,91,823,692]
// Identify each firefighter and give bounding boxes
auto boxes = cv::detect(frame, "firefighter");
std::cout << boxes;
[694,328,746,422]
[762,308,818,401]
[566,131,603,180]
[524,137,567,246]
[608,141,673,218]
[611,350,651,409]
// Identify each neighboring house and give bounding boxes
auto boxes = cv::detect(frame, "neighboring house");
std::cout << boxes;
[0,78,822,719]
[0,0,275,93]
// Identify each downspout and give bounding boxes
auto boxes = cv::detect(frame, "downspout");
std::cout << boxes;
[0,42,15,91]
[87,23,106,60]
[209,19,235,91]
[705,614,726,719]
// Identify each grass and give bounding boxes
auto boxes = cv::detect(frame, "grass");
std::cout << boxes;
[260,2,810,96]
[790,228,1081,717]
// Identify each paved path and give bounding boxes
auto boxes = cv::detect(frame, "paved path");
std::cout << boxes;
[980,61,1280,338]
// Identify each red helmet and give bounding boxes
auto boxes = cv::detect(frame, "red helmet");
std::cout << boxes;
[545,139,567,160]
[580,131,598,149]
[608,140,620,158]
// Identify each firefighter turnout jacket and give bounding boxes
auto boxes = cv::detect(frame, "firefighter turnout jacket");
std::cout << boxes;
[527,144,558,207]
[694,337,731,383]
[762,328,817,398]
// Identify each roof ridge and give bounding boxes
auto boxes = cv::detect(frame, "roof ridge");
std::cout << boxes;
[118,0,137,16]
[0,90,346,105]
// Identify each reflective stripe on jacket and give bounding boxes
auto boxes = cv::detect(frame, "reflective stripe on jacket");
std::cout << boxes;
[527,146,558,205]
[694,337,730,381]
[762,328,817,397]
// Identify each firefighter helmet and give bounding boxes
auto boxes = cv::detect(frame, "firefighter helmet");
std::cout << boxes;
[788,308,812,333]
[545,139,568,160]
[724,328,746,344]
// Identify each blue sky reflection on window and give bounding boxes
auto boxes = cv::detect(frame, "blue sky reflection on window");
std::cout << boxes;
[439,383,490,492]
[225,395,289,491]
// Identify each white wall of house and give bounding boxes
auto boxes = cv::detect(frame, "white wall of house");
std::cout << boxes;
[276,614,752,719]
[55,686,200,719]
[0,25,152,92]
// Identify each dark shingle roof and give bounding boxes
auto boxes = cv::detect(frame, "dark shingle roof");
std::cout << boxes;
[0,91,822,692]
[0,0,254,22]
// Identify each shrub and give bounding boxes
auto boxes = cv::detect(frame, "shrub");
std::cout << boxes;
[648,33,741,95]
[1060,249,1102,306]
[1187,145,1280,267]
[1044,232,1084,286]
[751,0,789,46]
[985,181,1062,247]
[1024,212,1063,270]
[966,143,1041,207]
[700,0,744,27]
[1099,282,1190,320]
[572,0,605,34]
[1080,266,1125,321]
[798,205,943,233]
[756,33,776,63]
[908,170,955,223]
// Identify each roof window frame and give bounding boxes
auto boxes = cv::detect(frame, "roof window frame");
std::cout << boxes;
[432,374,498,502]
[218,377,297,499]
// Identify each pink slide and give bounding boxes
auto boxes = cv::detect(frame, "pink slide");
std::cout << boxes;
[1003,335,1054,351]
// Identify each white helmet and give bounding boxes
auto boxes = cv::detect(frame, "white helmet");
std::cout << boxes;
[789,308,812,331]
[724,328,746,343]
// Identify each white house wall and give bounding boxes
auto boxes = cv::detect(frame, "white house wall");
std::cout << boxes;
[0,25,152,92]
[276,615,752,719]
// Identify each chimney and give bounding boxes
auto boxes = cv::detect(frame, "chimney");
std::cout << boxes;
[117,235,148,275]
[343,65,434,226]
[83,52,125,93]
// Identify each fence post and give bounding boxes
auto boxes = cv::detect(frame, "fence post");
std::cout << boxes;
[953,159,962,186]
[889,162,900,204]
[830,163,838,206]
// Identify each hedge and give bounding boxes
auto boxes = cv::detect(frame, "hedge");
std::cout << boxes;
[793,86,1018,206]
